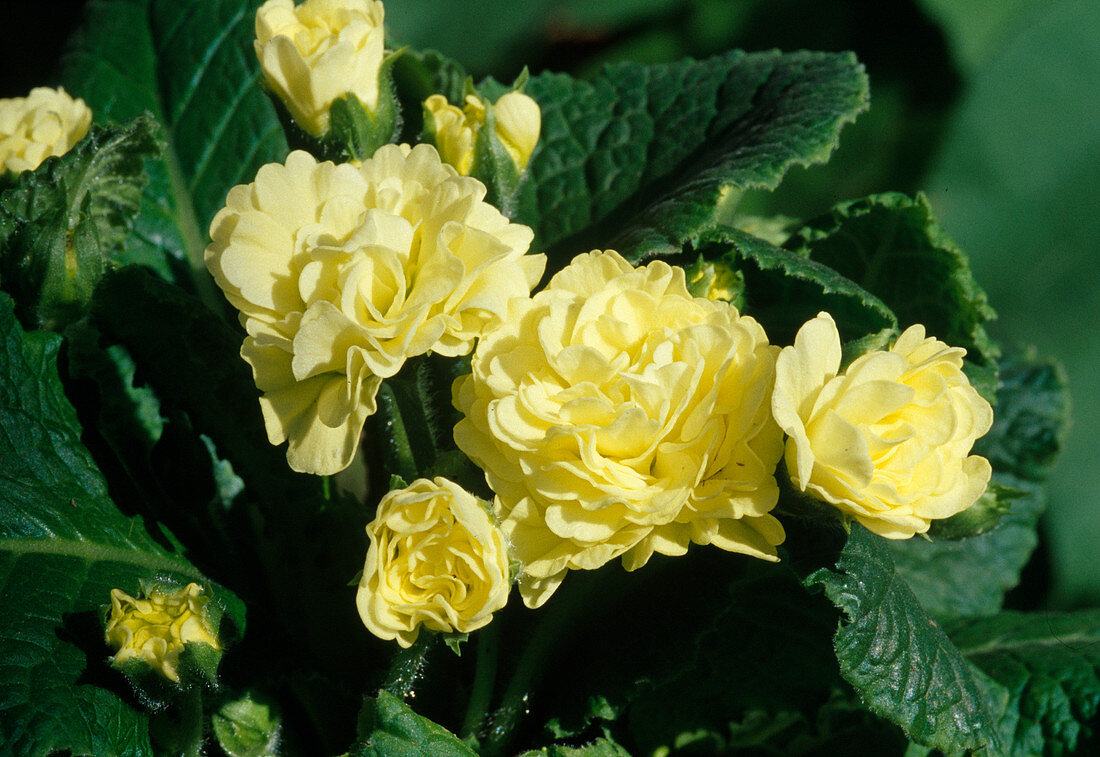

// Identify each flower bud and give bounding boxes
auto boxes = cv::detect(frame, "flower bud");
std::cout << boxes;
[423,91,540,176]
[771,312,994,538]
[0,87,91,174]
[105,582,220,683]
[254,0,394,148]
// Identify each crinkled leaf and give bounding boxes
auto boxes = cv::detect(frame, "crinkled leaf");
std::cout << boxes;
[786,192,998,365]
[690,226,897,347]
[392,48,470,142]
[974,351,1070,482]
[949,609,1100,756]
[808,525,1004,753]
[89,266,371,697]
[60,0,288,290]
[516,736,632,757]
[355,690,477,757]
[0,293,242,757]
[886,475,1044,624]
[0,116,158,330]
[519,49,868,262]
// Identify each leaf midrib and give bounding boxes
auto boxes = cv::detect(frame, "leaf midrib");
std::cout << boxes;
[0,536,203,580]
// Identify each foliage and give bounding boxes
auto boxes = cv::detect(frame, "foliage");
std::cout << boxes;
[0,1,1086,755]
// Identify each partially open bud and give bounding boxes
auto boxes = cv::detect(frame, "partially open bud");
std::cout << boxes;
[423,88,540,215]
[105,582,221,683]
[254,0,398,156]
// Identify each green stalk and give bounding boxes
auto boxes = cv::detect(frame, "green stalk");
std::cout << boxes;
[479,571,609,757]
[460,624,500,742]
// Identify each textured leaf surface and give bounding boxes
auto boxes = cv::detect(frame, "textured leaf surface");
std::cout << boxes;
[356,690,477,757]
[61,0,288,287]
[975,351,1070,483]
[0,116,158,329]
[951,610,1100,756]
[886,475,1044,624]
[809,525,1003,753]
[520,49,868,260]
[787,192,998,365]
[690,226,897,348]
[0,294,239,757]
[516,737,632,757]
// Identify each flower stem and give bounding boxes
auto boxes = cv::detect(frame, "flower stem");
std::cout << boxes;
[460,624,500,742]
[381,633,438,699]
[179,686,205,757]
[479,571,610,757]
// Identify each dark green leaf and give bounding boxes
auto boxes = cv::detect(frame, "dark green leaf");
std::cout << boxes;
[0,116,158,330]
[356,690,477,757]
[886,475,1045,624]
[61,0,288,295]
[518,50,867,261]
[808,525,1003,753]
[974,351,1070,483]
[692,226,897,348]
[515,736,632,757]
[0,293,241,757]
[927,480,1019,540]
[786,192,999,366]
[950,609,1100,756]
[392,48,470,142]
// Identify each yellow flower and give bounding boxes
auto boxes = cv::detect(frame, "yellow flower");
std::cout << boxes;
[424,91,541,175]
[771,312,994,539]
[454,250,785,608]
[105,583,220,682]
[205,145,544,475]
[0,87,91,173]
[356,477,511,647]
[254,0,386,137]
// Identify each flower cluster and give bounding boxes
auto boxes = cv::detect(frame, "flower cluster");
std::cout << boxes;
[205,144,544,475]
[204,0,997,645]
[105,583,220,682]
[0,87,91,174]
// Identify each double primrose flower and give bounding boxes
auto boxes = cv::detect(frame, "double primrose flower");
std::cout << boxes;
[454,250,785,608]
[357,478,511,647]
[772,312,993,538]
[206,144,545,475]
[0,87,91,174]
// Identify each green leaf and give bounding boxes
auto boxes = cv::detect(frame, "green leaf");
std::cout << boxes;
[90,266,318,510]
[60,0,288,296]
[0,116,158,330]
[949,609,1100,756]
[355,690,477,757]
[0,293,241,757]
[515,736,632,757]
[974,351,1070,483]
[689,226,897,348]
[808,525,1003,753]
[212,693,282,757]
[786,192,999,365]
[391,48,470,142]
[885,475,1045,624]
[519,49,868,261]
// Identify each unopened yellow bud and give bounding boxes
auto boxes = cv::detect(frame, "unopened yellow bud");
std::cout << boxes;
[105,583,220,682]
[424,91,540,175]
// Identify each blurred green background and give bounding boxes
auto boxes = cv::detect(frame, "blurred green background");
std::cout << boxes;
[4,0,1096,606]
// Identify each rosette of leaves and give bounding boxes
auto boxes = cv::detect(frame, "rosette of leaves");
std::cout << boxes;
[0,0,1085,755]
